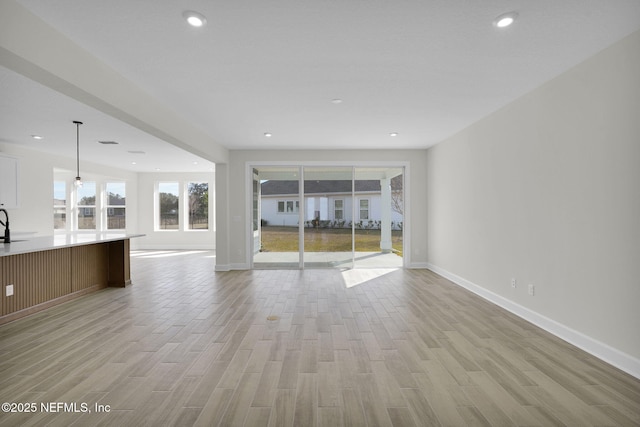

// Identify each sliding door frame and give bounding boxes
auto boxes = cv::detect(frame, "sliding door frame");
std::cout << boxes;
[246,160,410,269]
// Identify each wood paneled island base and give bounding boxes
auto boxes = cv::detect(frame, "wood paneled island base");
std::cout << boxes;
[0,235,139,325]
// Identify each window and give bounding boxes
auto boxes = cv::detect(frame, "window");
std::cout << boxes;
[106,182,126,230]
[59,178,126,232]
[188,182,208,230]
[277,200,299,213]
[359,198,369,220]
[53,181,66,230]
[158,182,179,230]
[77,182,96,229]
[334,199,344,220]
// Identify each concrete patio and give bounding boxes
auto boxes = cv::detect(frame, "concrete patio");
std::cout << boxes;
[252,250,403,269]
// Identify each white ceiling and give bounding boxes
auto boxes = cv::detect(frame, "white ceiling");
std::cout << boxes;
[2,0,640,172]
[0,66,215,173]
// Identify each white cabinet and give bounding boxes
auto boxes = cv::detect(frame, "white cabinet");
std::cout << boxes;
[0,154,19,209]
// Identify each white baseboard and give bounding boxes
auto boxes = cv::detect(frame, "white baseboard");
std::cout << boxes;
[407,262,430,269]
[426,263,640,380]
[231,263,250,270]
[215,263,250,272]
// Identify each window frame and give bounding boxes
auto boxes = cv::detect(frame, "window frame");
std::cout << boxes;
[53,180,67,231]
[334,198,344,220]
[105,181,127,230]
[187,181,209,231]
[277,199,299,214]
[76,181,97,230]
[157,181,181,231]
[359,198,370,221]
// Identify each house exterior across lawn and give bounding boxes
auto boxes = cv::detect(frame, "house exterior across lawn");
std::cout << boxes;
[260,178,404,229]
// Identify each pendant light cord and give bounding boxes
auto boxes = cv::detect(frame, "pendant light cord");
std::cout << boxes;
[73,121,83,179]
[76,123,79,177]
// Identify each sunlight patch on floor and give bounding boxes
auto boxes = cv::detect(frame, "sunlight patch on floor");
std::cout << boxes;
[341,268,399,288]
[130,250,210,258]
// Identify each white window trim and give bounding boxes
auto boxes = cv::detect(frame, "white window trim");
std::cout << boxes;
[75,181,98,231]
[358,198,370,221]
[105,182,127,231]
[334,198,344,220]
[186,181,210,232]
[154,180,213,232]
[156,181,181,231]
[277,199,299,214]
[53,180,68,233]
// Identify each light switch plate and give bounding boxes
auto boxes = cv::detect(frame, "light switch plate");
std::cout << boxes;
[6,284,14,297]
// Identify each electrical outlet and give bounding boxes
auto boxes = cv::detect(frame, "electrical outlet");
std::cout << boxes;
[528,284,535,296]
[511,278,517,288]
[6,284,14,297]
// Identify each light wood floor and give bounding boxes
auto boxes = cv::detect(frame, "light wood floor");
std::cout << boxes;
[0,250,638,426]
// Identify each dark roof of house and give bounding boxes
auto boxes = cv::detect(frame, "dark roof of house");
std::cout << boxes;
[261,178,401,196]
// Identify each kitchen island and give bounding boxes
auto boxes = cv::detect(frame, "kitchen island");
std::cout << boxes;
[0,233,142,325]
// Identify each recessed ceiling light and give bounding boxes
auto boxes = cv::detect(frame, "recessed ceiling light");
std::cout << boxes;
[331,99,343,104]
[31,135,43,140]
[494,12,518,28]
[131,162,137,165]
[183,10,207,27]
[264,132,273,138]
[390,132,399,137]
[155,168,161,171]
[193,161,198,165]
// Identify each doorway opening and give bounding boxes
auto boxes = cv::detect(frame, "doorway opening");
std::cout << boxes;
[251,165,404,269]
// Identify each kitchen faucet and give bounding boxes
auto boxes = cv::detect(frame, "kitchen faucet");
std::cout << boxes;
[0,208,10,243]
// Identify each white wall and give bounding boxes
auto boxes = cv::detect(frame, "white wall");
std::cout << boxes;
[136,172,215,250]
[215,149,427,270]
[0,143,138,237]
[426,31,640,377]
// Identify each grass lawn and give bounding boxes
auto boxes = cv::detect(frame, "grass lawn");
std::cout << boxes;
[259,226,403,255]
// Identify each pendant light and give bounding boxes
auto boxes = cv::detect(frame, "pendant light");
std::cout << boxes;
[73,120,83,187]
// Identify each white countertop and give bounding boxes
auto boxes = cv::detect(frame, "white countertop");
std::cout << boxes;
[1,233,144,257]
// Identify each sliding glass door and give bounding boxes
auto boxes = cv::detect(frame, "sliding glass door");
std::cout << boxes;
[251,164,404,269]
[252,167,301,268]
[303,167,353,268]
[353,167,404,268]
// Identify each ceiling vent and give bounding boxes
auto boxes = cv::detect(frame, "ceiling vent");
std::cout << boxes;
[98,140,119,145]
[128,150,146,154]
